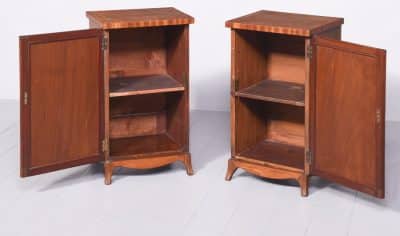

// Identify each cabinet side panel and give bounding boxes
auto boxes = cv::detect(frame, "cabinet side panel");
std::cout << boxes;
[233,30,268,154]
[235,30,268,89]
[235,98,267,153]
[305,38,311,175]
[104,31,110,161]
[166,25,189,150]
[316,26,341,39]
[231,30,237,156]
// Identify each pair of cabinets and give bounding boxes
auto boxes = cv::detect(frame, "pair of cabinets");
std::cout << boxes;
[20,8,386,198]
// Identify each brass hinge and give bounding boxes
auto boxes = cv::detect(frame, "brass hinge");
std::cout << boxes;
[102,37,108,51]
[376,109,382,124]
[183,72,188,88]
[102,139,109,153]
[306,150,313,164]
[24,92,28,105]
[234,79,239,91]
[306,45,313,59]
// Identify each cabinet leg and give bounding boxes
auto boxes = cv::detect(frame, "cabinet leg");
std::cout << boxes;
[183,154,194,176]
[104,161,113,185]
[225,158,238,181]
[298,174,309,197]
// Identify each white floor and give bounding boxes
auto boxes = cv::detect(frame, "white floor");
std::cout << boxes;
[1,99,399,236]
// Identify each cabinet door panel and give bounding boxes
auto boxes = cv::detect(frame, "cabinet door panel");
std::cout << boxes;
[310,37,385,198]
[20,29,105,177]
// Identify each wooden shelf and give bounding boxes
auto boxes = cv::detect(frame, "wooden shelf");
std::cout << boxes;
[109,74,184,97]
[110,134,182,160]
[237,140,304,170]
[235,80,305,106]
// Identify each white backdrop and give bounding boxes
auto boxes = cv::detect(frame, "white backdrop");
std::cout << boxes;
[1,0,399,120]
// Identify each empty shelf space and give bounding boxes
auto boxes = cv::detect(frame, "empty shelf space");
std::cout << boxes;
[109,74,184,97]
[235,80,305,106]
[238,140,304,170]
[110,134,182,159]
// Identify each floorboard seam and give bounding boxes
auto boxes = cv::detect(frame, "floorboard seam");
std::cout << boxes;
[0,122,17,136]
[0,144,18,159]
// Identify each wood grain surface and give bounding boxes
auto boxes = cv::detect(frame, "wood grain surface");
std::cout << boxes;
[87,7,194,29]
[311,36,386,198]
[226,10,343,36]
[19,29,104,176]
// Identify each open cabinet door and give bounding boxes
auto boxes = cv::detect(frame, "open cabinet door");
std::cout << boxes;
[310,37,386,198]
[20,29,105,177]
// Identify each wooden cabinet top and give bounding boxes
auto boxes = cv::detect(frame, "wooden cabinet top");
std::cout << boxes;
[86,7,194,30]
[226,10,343,37]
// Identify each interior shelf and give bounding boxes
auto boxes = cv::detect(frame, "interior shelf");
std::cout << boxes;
[235,79,305,106]
[237,140,304,170]
[109,74,184,97]
[110,134,182,159]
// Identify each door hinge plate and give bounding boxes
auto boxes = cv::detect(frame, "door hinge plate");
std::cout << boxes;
[102,37,108,51]
[183,72,188,88]
[102,139,109,153]
[306,150,313,164]
[306,45,313,59]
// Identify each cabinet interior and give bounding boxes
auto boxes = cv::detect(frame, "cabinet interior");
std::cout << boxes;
[234,30,305,106]
[108,26,188,160]
[110,93,185,159]
[108,26,187,97]
[235,98,305,170]
[234,30,306,170]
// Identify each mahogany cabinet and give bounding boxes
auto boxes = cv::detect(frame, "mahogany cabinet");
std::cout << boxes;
[20,8,194,184]
[225,10,386,198]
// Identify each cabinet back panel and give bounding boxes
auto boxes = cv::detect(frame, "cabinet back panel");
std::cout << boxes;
[265,34,305,84]
[265,103,305,147]
[110,94,167,138]
[109,92,186,141]
[234,30,305,87]
[235,98,304,153]
[109,28,167,78]
[110,94,166,117]
[110,112,166,138]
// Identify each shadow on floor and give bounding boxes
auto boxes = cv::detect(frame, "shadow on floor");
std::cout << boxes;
[36,115,400,213]
[40,162,183,190]
[39,163,105,191]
